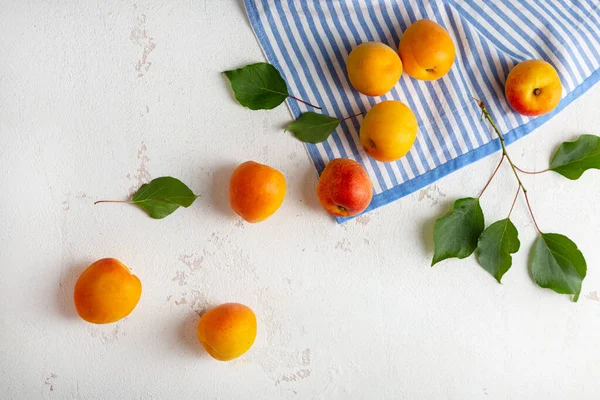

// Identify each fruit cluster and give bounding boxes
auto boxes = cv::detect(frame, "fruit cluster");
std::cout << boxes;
[79,18,565,361]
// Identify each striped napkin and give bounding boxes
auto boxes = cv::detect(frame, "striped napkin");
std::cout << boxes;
[243,0,600,221]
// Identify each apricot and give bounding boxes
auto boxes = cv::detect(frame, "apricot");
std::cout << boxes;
[398,19,455,80]
[317,158,373,217]
[229,161,286,223]
[360,100,418,162]
[196,303,257,361]
[74,258,142,324]
[346,42,403,96]
[505,60,562,116]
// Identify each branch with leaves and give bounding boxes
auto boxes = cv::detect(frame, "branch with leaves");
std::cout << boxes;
[431,99,599,302]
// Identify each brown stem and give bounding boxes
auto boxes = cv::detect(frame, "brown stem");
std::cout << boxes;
[475,98,544,233]
[514,165,549,175]
[523,191,541,233]
[341,112,364,121]
[478,154,505,198]
[94,200,131,205]
[288,95,322,110]
[474,98,527,193]
[508,186,520,218]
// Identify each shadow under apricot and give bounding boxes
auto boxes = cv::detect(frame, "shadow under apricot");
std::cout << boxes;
[179,312,211,359]
[55,260,90,320]
[207,163,239,218]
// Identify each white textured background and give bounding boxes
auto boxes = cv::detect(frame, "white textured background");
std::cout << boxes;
[1,1,600,399]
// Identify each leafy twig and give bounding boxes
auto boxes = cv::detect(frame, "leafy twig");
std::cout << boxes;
[433,98,591,301]
[474,99,542,230]
[474,99,528,194]
[95,177,199,219]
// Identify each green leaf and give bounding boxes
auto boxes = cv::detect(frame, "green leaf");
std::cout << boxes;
[475,218,520,283]
[432,198,484,266]
[530,233,587,302]
[285,112,341,144]
[549,134,600,179]
[131,177,199,219]
[223,62,289,110]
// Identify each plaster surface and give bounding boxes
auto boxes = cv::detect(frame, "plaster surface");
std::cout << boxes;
[1,1,600,399]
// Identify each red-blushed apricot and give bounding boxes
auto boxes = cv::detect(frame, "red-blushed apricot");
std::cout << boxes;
[505,60,562,116]
[317,158,373,217]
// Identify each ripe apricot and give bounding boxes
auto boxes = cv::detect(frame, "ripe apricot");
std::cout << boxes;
[74,258,142,324]
[398,19,455,80]
[196,303,257,361]
[346,42,403,96]
[505,60,562,116]
[229,161,286,223]
[360,100,418,162]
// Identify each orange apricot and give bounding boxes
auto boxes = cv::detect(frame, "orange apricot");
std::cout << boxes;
[398,19,455,80]
[360,100,418,162]
[346,42,403,96]
[196,303,257,361]
[229,161,286,223]
[74,258,142,324]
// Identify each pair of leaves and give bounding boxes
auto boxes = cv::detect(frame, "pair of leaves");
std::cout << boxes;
[96,177,198,219]
[431,197,520,284]
[223,62,342,144]
[550,134,600,179]
[432,198,586,301]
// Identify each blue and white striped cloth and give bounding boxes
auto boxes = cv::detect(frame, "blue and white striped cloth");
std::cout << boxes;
[244,0,600,222]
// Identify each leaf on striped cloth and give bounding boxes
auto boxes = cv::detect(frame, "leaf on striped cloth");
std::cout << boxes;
[285,112,340,144]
